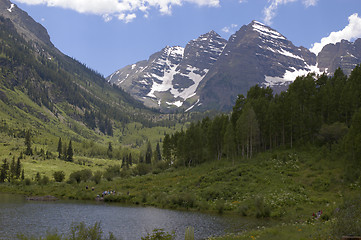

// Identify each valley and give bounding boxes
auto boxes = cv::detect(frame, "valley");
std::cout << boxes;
[0,0,360,239]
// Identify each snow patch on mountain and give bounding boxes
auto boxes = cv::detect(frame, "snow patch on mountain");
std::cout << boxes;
[253,21,286,40]
[264,64,322,87]
[7,3,14,12]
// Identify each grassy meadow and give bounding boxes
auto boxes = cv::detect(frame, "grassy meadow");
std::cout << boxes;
[1,138,360,239]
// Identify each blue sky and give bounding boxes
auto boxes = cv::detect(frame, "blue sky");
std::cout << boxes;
[10,0,361,77]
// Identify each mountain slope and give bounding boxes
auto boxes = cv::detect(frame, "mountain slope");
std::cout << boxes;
[108,20,361,112]
[198,21,318,110]
[107,31,227,112]
[0,0,163,143]
[318,39,361,75]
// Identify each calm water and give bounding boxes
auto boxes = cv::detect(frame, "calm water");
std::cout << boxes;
[0,193,263,240]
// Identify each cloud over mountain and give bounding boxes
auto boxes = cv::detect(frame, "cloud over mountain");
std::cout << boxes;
[13,0,220,22]
[310,13,361,55]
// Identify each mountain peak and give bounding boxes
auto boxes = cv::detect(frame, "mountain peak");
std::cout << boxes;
[249,20,286,40]
[0,0,53,47]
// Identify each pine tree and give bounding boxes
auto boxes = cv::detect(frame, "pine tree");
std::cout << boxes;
[155,143,162,162]
[24,130,32,156]
[145,141,152,164]
[9,157,16,181]
[21,169,25,180]
[66,140,73,162]
[15,158,21,179]
[57,137,62,159]
[128,153,133,166]
[0,159,9,183]
[107,142,113,159]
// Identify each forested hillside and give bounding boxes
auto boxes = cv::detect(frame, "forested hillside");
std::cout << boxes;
[163,66,361,179]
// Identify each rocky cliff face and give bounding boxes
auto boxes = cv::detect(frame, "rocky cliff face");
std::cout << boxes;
[108,21,361,112]
[317,39,361,76]
[107,31,227,111]
[0,0,53,47]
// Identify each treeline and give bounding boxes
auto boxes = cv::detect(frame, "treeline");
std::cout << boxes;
[163,66,361,172]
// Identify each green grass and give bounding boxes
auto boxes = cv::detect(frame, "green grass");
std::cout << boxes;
[0,134,360,239]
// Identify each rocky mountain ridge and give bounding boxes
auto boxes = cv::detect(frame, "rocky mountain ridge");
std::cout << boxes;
[108,21,361,112]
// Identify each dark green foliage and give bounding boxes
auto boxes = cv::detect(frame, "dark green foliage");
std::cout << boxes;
[53,171,65,182]
[154,143,162,163]
[163,66,361,171]
[69,169,93,183]
[134,163,152,176]
[35,172,41,182]
[24,130,33,156]
[57,138,62,159]
[0,159,9,183]
[145,141,152,164]
[107,142,113,159]
[66,140,74,162]
[39,175,49,185]
[93,171,102,184]
[141,229,175,240]
[103,165,121,181]
[15,158,22,179]
[254,197,271,218]
[331,196,361,238]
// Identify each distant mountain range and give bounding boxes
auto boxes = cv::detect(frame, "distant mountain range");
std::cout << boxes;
[107,21,361,112]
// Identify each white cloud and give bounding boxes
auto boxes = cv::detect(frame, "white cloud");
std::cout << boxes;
[263,0,318,25]
[222,23,238,34]
[310,13,361,55]
[13,0,220,22]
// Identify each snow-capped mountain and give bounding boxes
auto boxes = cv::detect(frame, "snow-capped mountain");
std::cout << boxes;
[198,21,319,110]
[107,31,227,111]
[108,20,361,112]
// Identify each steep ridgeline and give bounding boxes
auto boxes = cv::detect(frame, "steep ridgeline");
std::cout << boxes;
[199,21,317,110]
[318,39,361,76]
[108,20,361,112]
[0,0,53,47]
[107,31,227,112]
[0,0,153,141]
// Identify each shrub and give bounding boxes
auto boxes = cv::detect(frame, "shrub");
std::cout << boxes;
[331,196,361,239]
[134,163,152,176]
[24,178,31,186]
[254,197,271,218]
[39,176,49,185]
[53,171,65,182]
[103,165,121,181]
[141,229,175,240]
[69,169,93,183]
[216,200,225,214]
[93,171,102,184]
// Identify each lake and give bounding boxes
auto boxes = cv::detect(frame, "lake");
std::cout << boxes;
[0,193,266,240]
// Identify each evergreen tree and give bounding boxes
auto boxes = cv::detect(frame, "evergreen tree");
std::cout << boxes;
[0,159,9,183]
[21,169,25,181]
[128,153,133,166]
[57,137,62,159]
[107,142,113,159]
[62,142,68,161]
[66,140,73,162]
[145,141,152,164]
[154,143,162,163]
[15,158,21,179]
[121,156,126,168]
[24,130,32,156]
[162,134,172,163]
[9,157,16,181]
[224,121,237,164]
